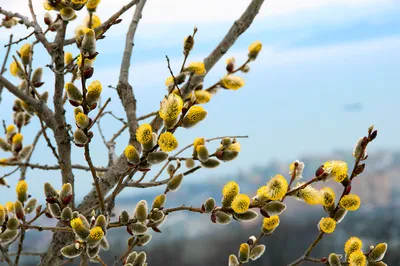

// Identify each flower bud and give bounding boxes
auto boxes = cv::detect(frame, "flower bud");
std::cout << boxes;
[203,197,216,213]
[19,43,32,65]
[167,173,183,192]
[133,251,147,266]
[100,237,109,250]
[234,210,258,222]
[0,138,11,152]
[216,150,238,161]
[215,211,231,224]
[250,244,266,261]
[261,201,287,216]
[75,112,90,129]
[200,159,220,168]
[196,145,209,162]
[87,245,100,259]
[369,243,387,262]
[183,35,194,54]
[159,94,183,128]
[60,243,84,258]
[185,158,195,169]
[134,201,148,223]
[328,253,342,266]
[61,207,73,221]
[194,90,211,104]
[80,29,96,57]
[65,82,83,104]
[126,251,138,264]
[138,234,152,246]
[74,129,88,146]
[229,254,240,266]
[18,145,33,160]
[48,203,61,218]
[345,237,363,256]
[167,164,175,175]
[94,214,107,234]
[185,62,206,75]
[248,41,262,60]
[44,12,52,25]
[86,80,102,106]
[14,200,25,220]
[86,0,100,12]
[222,181,239,207]
[11,133,23,153]
[220,75,245,90]
[31,67,44,88]
[130,223,148,235]
[151,194,166,209]
[24,198,36,214]
[119,210,130,225]
[124,144,140,165]
[7,217,20,230]
[44,182,58,199]
[60,183,73,205]
[182,106,207,128]
[148,151,168,164]
[238,243,250,263]
[150,209,164,223]
[16,180,28,203]
[0,229,18,244]
[71,217,90,240]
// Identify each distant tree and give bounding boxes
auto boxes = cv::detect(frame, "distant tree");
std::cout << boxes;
[0,0,388,265]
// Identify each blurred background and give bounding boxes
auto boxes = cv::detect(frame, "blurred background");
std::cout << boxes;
[1,0,400,265]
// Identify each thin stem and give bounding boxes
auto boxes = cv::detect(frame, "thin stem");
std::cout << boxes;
[84,143,105,213]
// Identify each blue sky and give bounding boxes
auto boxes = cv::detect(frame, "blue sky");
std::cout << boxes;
[0,0,400,201]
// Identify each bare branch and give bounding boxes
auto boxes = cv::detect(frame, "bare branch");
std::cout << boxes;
[181,0,265,98]
[117,0,147,144]
[2,161,108,172]
[0,76,57,130]
[0,34,13,103]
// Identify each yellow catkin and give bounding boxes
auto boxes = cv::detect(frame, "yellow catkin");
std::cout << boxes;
[228,142,241,152]
[136,124,153,145]
[348,250,366,266]
[194,90,212,104]
[344,237,363,255]
[85,14,101,28]
[16,180,28,196]
[182,106,207,128]
[231,194,250,214]
[158,132,178,152]
[248,41,262,59]
[186,62,206,75]
[340,194,361,211]
[89,226,104,241]
[265,174,288,200]
[320,187,335,207]
[220,75,245,90]
[323,160,348,182]
[319,217,336,233]
[262,215,280,230]
[12,133,23,144]
[124,145,139,162]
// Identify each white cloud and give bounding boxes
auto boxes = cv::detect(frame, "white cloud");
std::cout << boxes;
[1,0,396,42]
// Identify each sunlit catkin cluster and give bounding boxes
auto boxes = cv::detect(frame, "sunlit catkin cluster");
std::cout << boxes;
[327,237,388,266]
[0,180,37,244]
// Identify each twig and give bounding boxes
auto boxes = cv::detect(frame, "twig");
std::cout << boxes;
[180,27,198,73]
[163,205,203,215]
[2,162,108,172]
[87,97,111,130]
[39,118,59,161]
[0,245,13,266]
[14,225,26,265]
[151,135,248,182]
[84,143,106,213]
[5,32,34,47]
[166,55,180,93]
[0,34,13,103]
[116,238,138,265]
[64,0,141,46]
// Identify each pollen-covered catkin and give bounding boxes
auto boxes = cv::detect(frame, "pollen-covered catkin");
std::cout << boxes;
[222,181,240,207]
[265,174,288,200]
[340,194,361,211]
